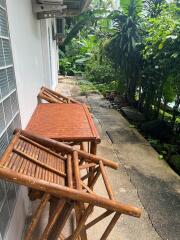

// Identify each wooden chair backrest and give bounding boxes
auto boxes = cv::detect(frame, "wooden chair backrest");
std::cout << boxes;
[38,86,80,104]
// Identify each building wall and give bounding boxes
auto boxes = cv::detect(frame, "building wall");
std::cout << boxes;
[6,0,58,129]
[3,1,59,239]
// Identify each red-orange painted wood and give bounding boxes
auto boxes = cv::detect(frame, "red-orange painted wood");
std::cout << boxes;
[26,103,101,143]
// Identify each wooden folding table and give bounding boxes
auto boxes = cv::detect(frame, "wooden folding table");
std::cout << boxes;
[26,103,100,154]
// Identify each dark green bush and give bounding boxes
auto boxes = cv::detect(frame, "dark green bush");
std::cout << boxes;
[169,155,180,174]
[85,60,116,83]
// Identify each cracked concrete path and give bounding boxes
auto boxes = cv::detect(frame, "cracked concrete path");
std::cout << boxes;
[56,77,180,240]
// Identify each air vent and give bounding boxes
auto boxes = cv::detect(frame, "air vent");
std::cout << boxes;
[56,18,65,36]
[37,0,63,3]
[32,0,67,19]
[56,18,65,44]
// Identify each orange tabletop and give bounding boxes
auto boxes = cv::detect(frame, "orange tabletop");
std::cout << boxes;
[26,103,101,143]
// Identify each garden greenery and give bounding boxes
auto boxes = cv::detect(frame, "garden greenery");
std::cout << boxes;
[59,0,180,125]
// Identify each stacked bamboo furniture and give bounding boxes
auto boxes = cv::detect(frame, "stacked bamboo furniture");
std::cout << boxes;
[38,86,81,104]
[0,129,141,240]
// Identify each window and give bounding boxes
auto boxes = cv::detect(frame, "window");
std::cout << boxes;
[0,1,21,239]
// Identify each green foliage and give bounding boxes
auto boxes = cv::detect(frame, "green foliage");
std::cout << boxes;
[95,81,123,95]
[79,80,98,95]
[105,0,142,101]
[59,0,180,126]
[85,59,116,83]
[169,155,180,173]
[162,77,176,105]
[140,3,180,120]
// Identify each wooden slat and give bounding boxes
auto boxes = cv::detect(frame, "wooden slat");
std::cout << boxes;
[43,91,64,103]
[41,86,80,104]
[43,89,65,102]
[100,213,121,240]
[19,135,66,160]
[38,92,58,104]
[44,89,63,100]
[99,160,115,200]
[0,132,20,166]
[73,151,81,190]
[13,148,66,178]
[16,130,117,169]
[24,193,50,240]
[85,210,113,230]
[67,154,73,188]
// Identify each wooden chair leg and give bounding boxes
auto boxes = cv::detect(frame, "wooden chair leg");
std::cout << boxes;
[100,213,121,240]
[75,202,88,240]
[85,210,113,230]
[99,160,115,200]
[88,142,98,189]
[89,169,101,189]
[73,150,88,240]
[67,204,94,240]
[53,202,74,240]
[80,142,86,152]
[40,198,66,240]
[24,193,50,240]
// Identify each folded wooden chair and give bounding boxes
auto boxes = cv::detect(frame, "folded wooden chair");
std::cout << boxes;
[0,129,141,240]
[38,86,81,104]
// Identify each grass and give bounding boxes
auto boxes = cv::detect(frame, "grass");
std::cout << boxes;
[78,80,98,95]
[78,79,120,96]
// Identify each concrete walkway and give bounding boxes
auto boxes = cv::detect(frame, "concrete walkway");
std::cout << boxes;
[56,76,180,240]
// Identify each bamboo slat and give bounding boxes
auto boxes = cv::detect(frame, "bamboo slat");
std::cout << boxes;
[67,154,73,188]
[38,86,80,104]
[15,130,117,169]
[13,148,66,178]
[20,135,66,160]
[0,132,20,166]
[73,151,81,190]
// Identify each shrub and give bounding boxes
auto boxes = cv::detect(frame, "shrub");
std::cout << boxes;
[85,59,116,83]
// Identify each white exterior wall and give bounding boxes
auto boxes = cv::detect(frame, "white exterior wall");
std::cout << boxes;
[4,1,59,239]
[6,0,58,129]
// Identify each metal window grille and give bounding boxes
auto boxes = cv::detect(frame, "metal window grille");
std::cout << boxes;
[0,1,21,239]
